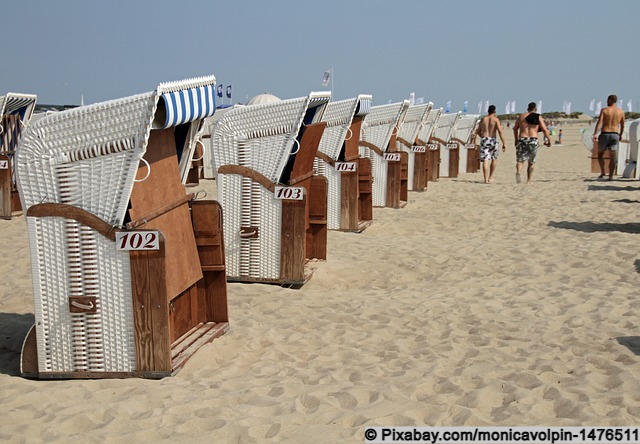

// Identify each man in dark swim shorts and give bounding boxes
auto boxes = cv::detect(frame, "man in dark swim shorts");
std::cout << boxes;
[593,94,625,180]
[512,102,552,183]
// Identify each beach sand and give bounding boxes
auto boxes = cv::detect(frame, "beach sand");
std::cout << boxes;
[2,122,640,443]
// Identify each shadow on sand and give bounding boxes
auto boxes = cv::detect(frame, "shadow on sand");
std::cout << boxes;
[548,221,640,234]
[587,184,640,192]
[616,337,640,356]
[0,313,35,376]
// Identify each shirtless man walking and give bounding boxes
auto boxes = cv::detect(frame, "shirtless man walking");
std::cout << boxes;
[474,105,506,183]
[513,102,552,183]
[593,94,625,180]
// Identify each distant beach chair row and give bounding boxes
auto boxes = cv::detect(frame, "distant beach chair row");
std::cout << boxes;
[10,75,481,379]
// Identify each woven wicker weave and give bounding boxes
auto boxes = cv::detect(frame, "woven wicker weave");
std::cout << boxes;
[396,103,432,191]
[210,92,330,280]
[358,101,410,207]
[451,114,480,173]
[314,95,372,229]
[433,112,461,178]
[16,75,216,374]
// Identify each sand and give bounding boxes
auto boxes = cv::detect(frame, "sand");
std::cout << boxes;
[2,122,640,443]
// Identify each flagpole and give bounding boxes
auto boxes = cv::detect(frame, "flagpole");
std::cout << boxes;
[331,67,334,97]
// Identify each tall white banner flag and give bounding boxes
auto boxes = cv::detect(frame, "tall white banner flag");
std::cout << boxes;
[505,101,511,114]
[538,101,542,114]
[596,101,602,115]
[627,99,633,112]
[511,101,516,113]
[478,101,482,114]
[484,101,489,113]
[589,99,595,112]
[409,92,415,105]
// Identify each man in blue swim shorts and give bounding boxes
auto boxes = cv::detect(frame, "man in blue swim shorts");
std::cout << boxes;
[513,102,552,183]
[474,105,506,183]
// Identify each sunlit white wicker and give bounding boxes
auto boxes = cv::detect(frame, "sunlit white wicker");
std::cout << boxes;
[395,103,432,191]
[433,112,461,178]
[210,92,330,281]
[314,95,372,229]
[358,101,410,207]
[451,114,481,173]
[16,75,216,374]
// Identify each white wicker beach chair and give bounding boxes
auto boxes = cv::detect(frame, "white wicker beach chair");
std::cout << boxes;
[582,122,631,177]
[359,100,411,208]
[313,95,372,230]
[210,92,331,285]
[395,103,432,191]
[450,114,481,175]
[16,75,227,378]
[0,93,37,218]
[431,112,461,178]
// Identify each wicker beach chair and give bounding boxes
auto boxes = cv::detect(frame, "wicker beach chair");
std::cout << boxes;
[431,112,461,179]
[583,122,631,177]
[0,93,37,218]
[358,100,411,208]
[210,92,331,286]
[313,95,373,231]
[16,75,229,379]
[415,107,443,183]
[395,103,433,191]
[450,114,481,175]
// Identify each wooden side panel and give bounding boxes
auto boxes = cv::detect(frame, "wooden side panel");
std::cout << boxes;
[400,152,408,203]
[190,200,228,324]
[386,159,401,209]
[413,152,427,191]
[449,148,460,178]
[340,170,359,230]
[428,148,440,182]
[0,153,10,218]
[128,128,202,300]
[344,117,363,161]
[280,197,306,282]
[289,122,327,184]
[357,157,373,222]
[306,175,328,260]
[130,235,171,373]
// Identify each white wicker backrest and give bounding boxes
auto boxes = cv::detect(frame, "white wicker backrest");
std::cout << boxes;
[453,114,481,143]
[416,106,441,143]
[317,94,372,160]
[432,112,461,143]
[397,103,432,145]
[16,76,216,225]
[210,91,331,183]
[361,100,410,152]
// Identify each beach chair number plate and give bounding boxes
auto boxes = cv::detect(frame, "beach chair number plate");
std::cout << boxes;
[411,146,427,153]
[335,162,357,172]
[274,186,304,200]
[465,144,476,150]
[427,144,438,151]
[446,143,459,150]
[384,153,401,162]
[0,160,8,169]
[115,231,160,251]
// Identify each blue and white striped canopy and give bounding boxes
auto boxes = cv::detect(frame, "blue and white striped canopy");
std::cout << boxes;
[156,83,216,129]
[0,93,37,121]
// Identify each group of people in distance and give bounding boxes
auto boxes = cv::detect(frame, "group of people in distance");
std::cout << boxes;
[473,94,625,184]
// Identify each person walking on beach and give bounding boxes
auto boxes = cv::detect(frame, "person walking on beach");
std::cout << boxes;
[474,105,506,183]
[513,102,552,183]
[593,94,625,180]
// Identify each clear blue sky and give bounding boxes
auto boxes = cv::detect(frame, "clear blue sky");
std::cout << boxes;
[3,0,638,113]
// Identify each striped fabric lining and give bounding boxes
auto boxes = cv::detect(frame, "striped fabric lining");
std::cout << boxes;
[156,84,216,129]
[355,96,372,116]
[0,94,37,121]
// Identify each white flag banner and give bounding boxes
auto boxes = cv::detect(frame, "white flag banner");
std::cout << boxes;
[415,97,424,105]
[445,101,452,113]
[505,101,511,114]
[538,101,542,114]
[484,101,489,113]
[627,99,633,112]
[596,101,602,115]
[409,92,415,105]
[589,99,595,111]
[511,101,516,113]
[478,101,482,114]
[321,70,331,87]
[566,101,571,114]
[618,99,623,108]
